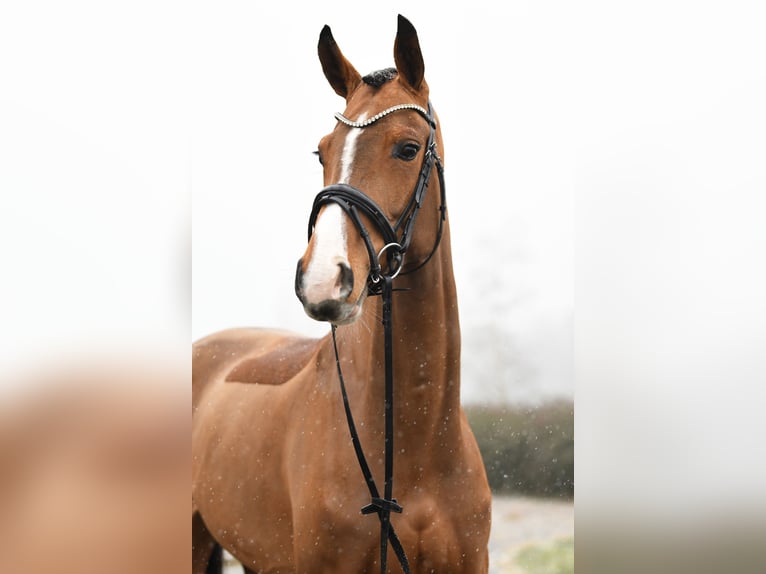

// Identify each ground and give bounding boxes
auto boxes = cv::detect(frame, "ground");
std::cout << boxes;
[488,496,574,574]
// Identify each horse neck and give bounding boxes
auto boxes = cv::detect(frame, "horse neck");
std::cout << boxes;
[334,222,463,452]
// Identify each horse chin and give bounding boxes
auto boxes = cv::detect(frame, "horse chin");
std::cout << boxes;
[304,294,365,326]
[331,304,362,326]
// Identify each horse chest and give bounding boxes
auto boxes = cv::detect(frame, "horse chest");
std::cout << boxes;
[289,486,488,573]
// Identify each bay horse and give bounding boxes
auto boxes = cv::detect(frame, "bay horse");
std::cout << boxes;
[192,15,491,573]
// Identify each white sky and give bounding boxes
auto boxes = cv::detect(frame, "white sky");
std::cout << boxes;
[2,0,766,507]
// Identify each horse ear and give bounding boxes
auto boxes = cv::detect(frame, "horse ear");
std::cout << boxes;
[318,25,362,100]
[394,15,425,92]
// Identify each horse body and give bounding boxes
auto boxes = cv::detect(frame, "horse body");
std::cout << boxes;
[193,255,490,572]
[193,15,491,573]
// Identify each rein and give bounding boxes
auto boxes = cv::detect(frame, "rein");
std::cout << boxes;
[308,102,445,573]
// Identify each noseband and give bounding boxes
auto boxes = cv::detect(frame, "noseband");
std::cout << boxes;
[304,102,446,574]
[307,102,446,294]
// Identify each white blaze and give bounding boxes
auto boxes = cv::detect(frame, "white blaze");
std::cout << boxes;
[339,114,365,183]
[303,114,367,302]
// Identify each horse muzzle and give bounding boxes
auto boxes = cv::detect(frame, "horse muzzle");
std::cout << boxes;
[295,258,361,324]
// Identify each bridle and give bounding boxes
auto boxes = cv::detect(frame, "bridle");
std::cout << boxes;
[308,102,446,294]
[305,102,446,574]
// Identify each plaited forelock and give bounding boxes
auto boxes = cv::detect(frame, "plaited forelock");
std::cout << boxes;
[362,68,398,88]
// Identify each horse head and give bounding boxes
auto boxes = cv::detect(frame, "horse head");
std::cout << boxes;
[295,15,444,325]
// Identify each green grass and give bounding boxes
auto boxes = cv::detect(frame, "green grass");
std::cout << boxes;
[513,537,574,574]
[464,401,574,498]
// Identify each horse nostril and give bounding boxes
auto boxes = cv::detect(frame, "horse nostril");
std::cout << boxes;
[336,262,354,299]
[295,258,306,301]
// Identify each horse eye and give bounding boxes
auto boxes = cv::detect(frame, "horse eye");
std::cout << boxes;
[313,150,324,165]
[393,142,421,161]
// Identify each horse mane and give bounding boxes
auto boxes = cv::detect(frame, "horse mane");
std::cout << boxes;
[363,67,397,88]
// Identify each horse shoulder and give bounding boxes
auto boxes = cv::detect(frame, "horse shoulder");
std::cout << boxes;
[193,328,324,405]
[224,335,323,386]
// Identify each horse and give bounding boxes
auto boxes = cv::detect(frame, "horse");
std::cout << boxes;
[192,15,492,573]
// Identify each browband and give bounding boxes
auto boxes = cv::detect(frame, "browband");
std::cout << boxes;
[334,104,436,129]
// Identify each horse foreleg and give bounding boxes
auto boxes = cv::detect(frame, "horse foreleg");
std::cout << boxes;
[193,511,222,574]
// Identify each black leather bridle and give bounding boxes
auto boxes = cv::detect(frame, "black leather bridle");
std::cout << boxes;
[305,102,446,574]
[307,102,446,295]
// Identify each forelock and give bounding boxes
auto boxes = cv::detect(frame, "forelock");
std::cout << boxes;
[362,68,398,88]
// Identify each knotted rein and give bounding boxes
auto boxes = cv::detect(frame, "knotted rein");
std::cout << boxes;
[307,102,445,574]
